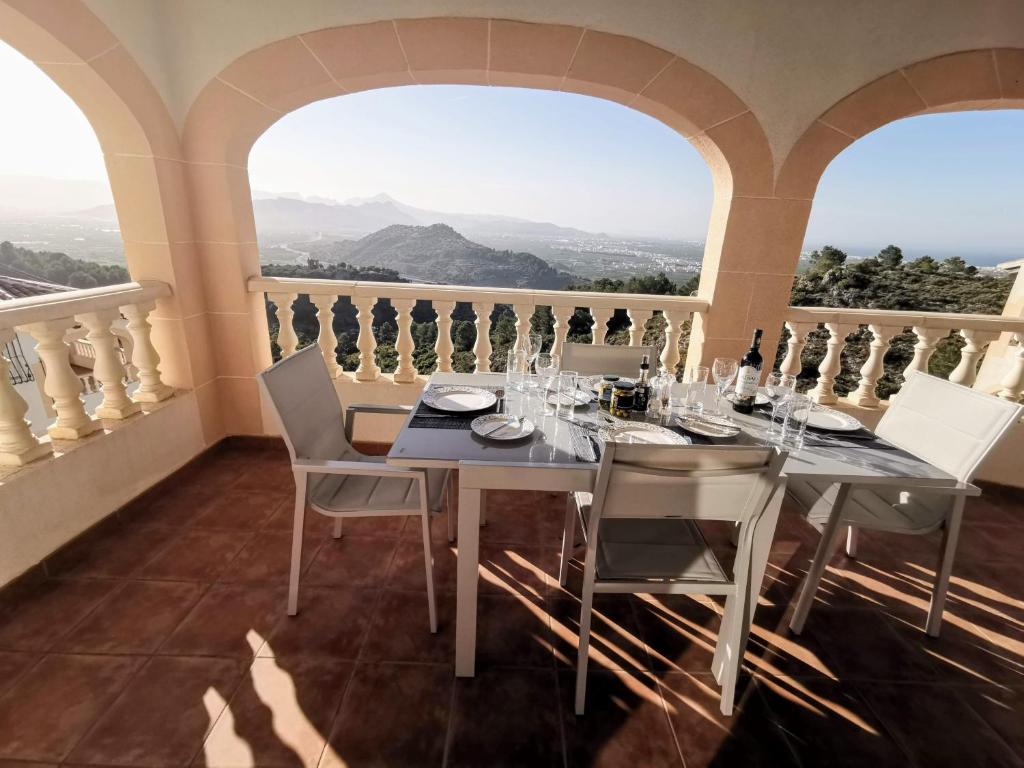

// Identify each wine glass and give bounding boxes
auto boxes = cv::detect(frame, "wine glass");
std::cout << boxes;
[536,353,560,411]
[712,357,738,418]
[764,372,797,438]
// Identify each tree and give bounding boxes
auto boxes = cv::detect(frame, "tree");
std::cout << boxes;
[877,244,903,268]
[807,245,848,276]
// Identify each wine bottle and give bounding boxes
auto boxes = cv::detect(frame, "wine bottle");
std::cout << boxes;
[633,354,651,413]
[732,329,763,415]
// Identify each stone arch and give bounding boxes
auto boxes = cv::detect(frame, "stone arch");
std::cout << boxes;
[776,49,1024,200]
[0,0,217,436]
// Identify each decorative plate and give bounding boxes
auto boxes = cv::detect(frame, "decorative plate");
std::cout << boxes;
[806,407,863,432]
[421,385,497,413]
[675,414,742,439]
[470,414,536,441]
[598,422,690,445]
[725,391,770,406]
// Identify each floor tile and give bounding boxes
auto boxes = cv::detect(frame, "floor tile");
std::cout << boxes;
[858,683,1023,768]
[218,529,321,585]
[561,669,682,767]
[631,594,722,672]
[69,656,245,767]
[660,672,798,768]
[477,542,550,599]
[192,487,288,530]
[957,686,1024,763]
[201,657,353,768]
[0,652,37,697]
[262,586,376,659]
[320,663,451,768]
[0,578,116,651]
[303,535,399,588]
[160,583,286,658]
[548,597,650,672]
[336,513,409,538]
[120,483,219,528]
[264,503,336,538]
[0,654,141,762]
[233,461,296,493]
[360,589,453,663]
[46,523,181,578]
[447,668,562,768]
[386,538,457,593]
[139,529,253,582]
[476,594,553,670]
[56,580,204,654]
[479,490,566,546]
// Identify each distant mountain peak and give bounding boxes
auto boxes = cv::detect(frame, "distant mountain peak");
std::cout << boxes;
[344,192,398,206]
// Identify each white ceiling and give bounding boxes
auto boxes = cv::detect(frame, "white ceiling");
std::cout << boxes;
[82,0,1024,161]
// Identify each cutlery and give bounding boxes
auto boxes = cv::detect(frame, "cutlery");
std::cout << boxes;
[482,416,520,437]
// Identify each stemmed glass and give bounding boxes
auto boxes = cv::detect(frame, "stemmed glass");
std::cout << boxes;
[712,357,738,418]
[520,332,543,390]
[764,372,797,438]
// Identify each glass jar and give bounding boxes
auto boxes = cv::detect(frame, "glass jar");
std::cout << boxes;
[596,375,619,411]
[610,381,636,418]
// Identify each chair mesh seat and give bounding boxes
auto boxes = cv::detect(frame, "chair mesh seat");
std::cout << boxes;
[594,518,727,583]
[788,477,951,535]
[310,459,447,514]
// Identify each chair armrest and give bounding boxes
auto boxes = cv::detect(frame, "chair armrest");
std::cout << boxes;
[787,476,982,497]
[292,458,423,480]
[344,403,414,442]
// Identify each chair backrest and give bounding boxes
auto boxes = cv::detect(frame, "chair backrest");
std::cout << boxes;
[561,343,654,378]
[876,373,1023,483]
[256,345,351,464]
[589,443,785,526]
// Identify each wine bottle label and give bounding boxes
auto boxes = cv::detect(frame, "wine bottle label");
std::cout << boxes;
[735,366,760,397]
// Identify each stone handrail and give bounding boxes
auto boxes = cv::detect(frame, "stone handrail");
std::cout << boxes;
[248,276,708,381]
[0,281,174,466]
[780,306,1024,406]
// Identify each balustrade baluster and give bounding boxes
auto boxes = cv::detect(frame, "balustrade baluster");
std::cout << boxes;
[848,324,903,407]
[780,322,816,378]
[998,333,1024,402]
[311,295,340,378]
[660,310,687,376]
[550,305,574,358]
[808,323,857,404]
[590,306,613,345]
[434,301,455,373]
[78,309,140,419]
[898,326,949,395]
[473,302,493,373]
[627,309,654,346]
[392,298,416,382]
[22,318,99,439]
[949,328,1000,387]
[512,303,534,351]
[0,328,52,465]
[120,301,173,403]
[268,292,298,357]
[353,295,381,382]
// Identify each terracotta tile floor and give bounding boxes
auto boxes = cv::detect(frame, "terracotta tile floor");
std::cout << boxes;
[0,440,1023,767]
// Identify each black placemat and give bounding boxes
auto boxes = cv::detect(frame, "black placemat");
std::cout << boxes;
[408,385,503,430]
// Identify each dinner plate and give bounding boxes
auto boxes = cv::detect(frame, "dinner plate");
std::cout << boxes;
[421,385,497,413]
[806,407,862,432]
[725,391,770,406]
[471,414,536,441]
[598,422,690,445]
[675,414,742,438]
[545,389,592,407]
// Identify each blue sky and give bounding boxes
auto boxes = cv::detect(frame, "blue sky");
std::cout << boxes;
[1,37,1021,261]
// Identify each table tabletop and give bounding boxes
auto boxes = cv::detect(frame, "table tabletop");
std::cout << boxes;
[386,372,958,488]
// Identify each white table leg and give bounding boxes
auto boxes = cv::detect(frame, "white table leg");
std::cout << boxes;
[455,485,482,676]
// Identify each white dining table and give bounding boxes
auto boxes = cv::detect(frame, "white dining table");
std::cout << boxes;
[386,372,959,677]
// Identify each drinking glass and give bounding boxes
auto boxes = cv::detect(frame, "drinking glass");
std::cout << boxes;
[556,370,579,420]
[711,358,738,417]
[536,353,560,412]
[780,393,812,449]
[505,347,528,392]
[764,372,797,437]
[683,365,709,417]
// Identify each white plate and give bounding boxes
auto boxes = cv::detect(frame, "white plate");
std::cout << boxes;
[471,414,536,441]
[725,391,769,406]
[598,422,690,445]
[422,385,497,413]
[806,407,863,432]
[545,389,592,407]
[675,414,742,438]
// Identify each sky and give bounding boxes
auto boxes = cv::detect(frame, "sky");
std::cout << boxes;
[1,39,1022,259]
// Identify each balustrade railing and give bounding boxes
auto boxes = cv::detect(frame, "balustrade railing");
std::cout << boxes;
[0,281,173,466]
[249,276,708,383]
[781,307,1024,406]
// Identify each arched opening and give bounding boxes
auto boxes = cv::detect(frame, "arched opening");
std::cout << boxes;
[247,83,714,375]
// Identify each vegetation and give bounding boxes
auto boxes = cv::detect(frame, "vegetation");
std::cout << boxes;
[0,240,129,288]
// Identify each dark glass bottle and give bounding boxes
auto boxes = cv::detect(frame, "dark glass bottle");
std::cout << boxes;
[633,355,651,414]
[732,329,764,415]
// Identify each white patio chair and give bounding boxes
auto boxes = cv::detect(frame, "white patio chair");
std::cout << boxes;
[257,345,451,632]
[560,442,787,715]
[561,342,654,378]
[787,373,1023,637]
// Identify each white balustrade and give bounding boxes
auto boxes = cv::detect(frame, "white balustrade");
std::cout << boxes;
[392,298,417,383]
[627,308,653,347]
[847,324,903,407]
[78,309,140,419]
[779,321,816,378]
[512,303,534,351]
[269,292,298,357]
[898,326,949,394]
[997,333,1024,402]
[949,328,1000,387]
[661,309,687,375]
[121,301,173,403]
[808,322,856,405]
[434,301,455,373]
[550,305,574,358]
[311,295,340,379]
[353,295,380,382]
[590,306,613,344]
[473,302,493,373]
[22,318,99,439]
[0,328,52,465]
